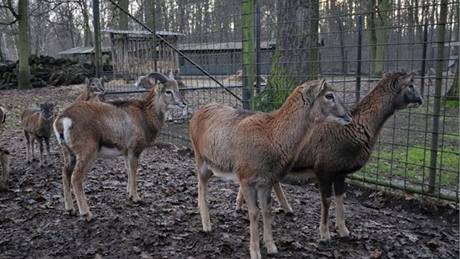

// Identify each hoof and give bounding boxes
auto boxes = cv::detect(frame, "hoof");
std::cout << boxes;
[250,250,262,259]
[336,226,350,238]
[266,244,278,254]
[65,208,77,216]
[319,231,331,243]
[202,224,212,232]
[129,196,142,204]
[234,207,244,216]
[275,207,294,216]
[81,212,93,222]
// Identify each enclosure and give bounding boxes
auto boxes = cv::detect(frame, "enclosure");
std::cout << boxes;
[99,0,459,203]
[0,0,459,258]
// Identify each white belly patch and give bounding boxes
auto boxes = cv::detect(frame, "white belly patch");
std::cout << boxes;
[99,147,123,158]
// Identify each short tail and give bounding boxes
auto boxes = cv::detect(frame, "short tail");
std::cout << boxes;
[53,117,73,145]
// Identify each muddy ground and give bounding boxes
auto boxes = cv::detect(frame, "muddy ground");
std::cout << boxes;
[0,86,459,259]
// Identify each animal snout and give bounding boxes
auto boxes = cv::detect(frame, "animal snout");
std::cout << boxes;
[416,97,423,105]
[339,114,352,125]
[177,101,187,109]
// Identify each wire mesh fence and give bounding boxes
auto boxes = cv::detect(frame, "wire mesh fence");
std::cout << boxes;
[104,0,459,202]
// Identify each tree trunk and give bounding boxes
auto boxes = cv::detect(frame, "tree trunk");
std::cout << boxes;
[373,0,389,77]
[82,0,92,46]
[310,0,320,79]
[17,0,31,89]
[242,0,255,109]
[119,0,129,29]
[277,0,314,81]
[145,0,155,29]
[368,0,377,75]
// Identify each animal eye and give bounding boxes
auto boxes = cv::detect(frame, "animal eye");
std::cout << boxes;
[408,85,414,90]
[325,93,334,100]
[165,90,173,95]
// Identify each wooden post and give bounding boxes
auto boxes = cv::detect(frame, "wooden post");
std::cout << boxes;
[242,0,256,110]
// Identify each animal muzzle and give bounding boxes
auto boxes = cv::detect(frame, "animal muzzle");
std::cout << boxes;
[176,101,187,109]
[337,114,352,125]
[408,97,423,108]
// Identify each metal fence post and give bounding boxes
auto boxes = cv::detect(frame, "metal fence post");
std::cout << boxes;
[428,0,448,193]
[242,0,256,110]
[420,22,428,96]
[356,15,363,103]
[92,0,102,77]
[255,0,261,94]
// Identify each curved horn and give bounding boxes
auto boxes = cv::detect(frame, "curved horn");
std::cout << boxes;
[148,72,169,84]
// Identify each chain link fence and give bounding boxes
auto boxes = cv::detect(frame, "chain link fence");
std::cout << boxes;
[104,0,459,202]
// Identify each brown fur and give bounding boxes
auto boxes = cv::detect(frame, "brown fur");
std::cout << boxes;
[53,72,186,220]
[75,78,105,102]
[268,72,423,241]
[21,103,55,166]
[190,80,351,259]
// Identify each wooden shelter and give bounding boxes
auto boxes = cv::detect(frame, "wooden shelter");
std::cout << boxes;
[103,29,183,78]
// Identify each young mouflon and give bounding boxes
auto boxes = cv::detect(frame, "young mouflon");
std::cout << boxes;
[21,102,56,166]
[54,72,186,221]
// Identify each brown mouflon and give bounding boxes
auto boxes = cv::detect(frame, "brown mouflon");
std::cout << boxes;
[75,77,105,102]
[237,72,423,242]
[54,72,186,221]
[189,79,351,259]
[21,102,56,166]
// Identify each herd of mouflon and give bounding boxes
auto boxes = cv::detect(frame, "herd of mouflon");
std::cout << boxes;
[0,71,423,259]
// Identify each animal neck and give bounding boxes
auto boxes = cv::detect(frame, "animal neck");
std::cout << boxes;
[352,78,397,137]
[78,87,90,101]
[143,88,165,134]
[271,89,313,157]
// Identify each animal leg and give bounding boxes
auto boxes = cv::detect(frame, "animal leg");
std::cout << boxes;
[45,137,51,165]
[71,147,97,221]
[125,153,140,202]
[0,150,9,190]
[62,148,76,214]
[258,185,278,254]
[319,180,332,241]
[334,178,350,237]
[240,182,261,259]
[30,136,36,162]
[38,138,44,167]
[24,131,30,163]
[273,182,293,214]
[197,160,212,232]
[235,186,244,211]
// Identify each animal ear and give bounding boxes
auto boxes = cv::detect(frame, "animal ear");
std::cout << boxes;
[134,75,146,89]
[84,77,90,85]
[311,79,327,99]
[399,72,415,84]
[177,80,185,88]
[168,70,175,80]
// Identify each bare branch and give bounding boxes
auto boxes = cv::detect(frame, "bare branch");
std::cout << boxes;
[0,19,17,26]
